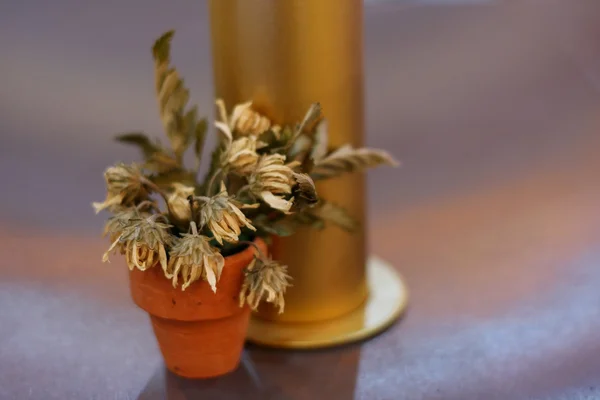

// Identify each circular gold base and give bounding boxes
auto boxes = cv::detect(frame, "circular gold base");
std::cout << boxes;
[246,256,409,349]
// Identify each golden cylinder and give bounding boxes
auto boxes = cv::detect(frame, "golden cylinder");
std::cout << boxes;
[209,0,367,322]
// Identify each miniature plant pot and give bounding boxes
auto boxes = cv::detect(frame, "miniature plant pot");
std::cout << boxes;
[129,238,266,379]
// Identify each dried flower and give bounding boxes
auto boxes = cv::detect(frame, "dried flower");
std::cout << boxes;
[249,154,295,212]
[250,155,294,194]
[239,257,291,314]
[199,184,256,245]
[93,164,149,213]
[165,222,225,292]
[230,101,271,136]
[223,136,260,175]
[102,208,148,257]
[103,215,173,274]
[167,183,195,225]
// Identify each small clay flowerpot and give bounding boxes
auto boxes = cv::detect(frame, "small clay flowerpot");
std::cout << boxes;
[129,238,266,379]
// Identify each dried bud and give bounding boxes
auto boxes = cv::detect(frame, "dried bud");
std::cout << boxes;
[239,257,291,314]
[103,215,173,274]
[165,223,225,292]
[199,184,256,245]
[230,102,271,136]
[249,154,295,212]
[166,183,195,225]
[92,164,149,213]
[291,173,318,210]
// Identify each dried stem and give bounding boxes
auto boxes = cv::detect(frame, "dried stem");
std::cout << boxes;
[193,195,211,203]
[187,195,196,226]
[190,221,199,235]
[206,167,224,196]
[238,240,267,261]
[141,177,170,204]
[136,200,159,212]
[153,213,171,224]
[236,184,251,198]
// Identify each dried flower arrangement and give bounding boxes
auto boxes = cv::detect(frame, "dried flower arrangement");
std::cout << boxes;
[93,30,399,315]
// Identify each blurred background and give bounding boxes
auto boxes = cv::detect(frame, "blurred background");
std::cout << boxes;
[2,0,599,232]
[2,1,600,399]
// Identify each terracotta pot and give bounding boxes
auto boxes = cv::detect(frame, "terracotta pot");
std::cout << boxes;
[129,238,267,379]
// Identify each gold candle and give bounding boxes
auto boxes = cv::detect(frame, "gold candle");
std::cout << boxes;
[209,0,407,347]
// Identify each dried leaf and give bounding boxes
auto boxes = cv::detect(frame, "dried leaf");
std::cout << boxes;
[183,106,197,140]
[152,30,174,64]
[286,211,325,231]
[145,152,180,173]
[151,31,174,96]
[152,30,194,159]
[255,217,297,237]
[215,121,233,145]
[310,120,328,162]
[285,102,322,152]
[151,169,197,190]
[289,119,329,172]
[160,106,197,161]
[296,103,322,137]
[160,74,190,153]
[310,145,400,180]
[309,201,358,232]
[115,132,161,159]
[288,133,311,161]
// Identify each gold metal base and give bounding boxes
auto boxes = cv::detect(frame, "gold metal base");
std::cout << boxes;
[246,256,408,349]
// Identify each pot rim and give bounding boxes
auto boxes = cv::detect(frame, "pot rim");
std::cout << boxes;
[129,237,267,322]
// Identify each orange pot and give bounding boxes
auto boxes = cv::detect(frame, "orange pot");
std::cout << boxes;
[129,238,266,379]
